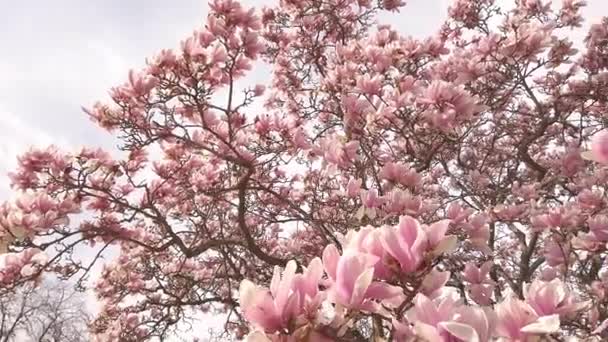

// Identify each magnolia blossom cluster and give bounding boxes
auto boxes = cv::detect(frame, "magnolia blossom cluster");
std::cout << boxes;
[0,249,48,285]
[239,216,589,341]
[239,216,588,341]
[239,216,452,340]
[0,193,79,252]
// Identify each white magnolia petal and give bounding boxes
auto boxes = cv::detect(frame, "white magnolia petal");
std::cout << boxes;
[440,321,480,342]
[413,322,442,341]
[350,267,374,307]
[239,279,258,309]
[245,330,272,342]
[432,235,458,255]
[581,150,594,161]
[521,314,560,334]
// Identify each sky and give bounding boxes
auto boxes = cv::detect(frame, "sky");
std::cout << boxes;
[0,0,607,339]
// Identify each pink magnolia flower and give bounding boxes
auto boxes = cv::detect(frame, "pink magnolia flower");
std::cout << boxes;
[531,207,580,231]
[469,284,494,307]
[420,268,450,299]
[511,182,540,200]
[322,245,402,312]
[0,248,47,283]
[245,329,333,342]
[361,189,383,208]
[572,232,603,251]
[239,259,324,333]
[379,162,421,188]
[407,294,492,342]
[543,239,570,267]
[463,261,495,305]
[384,189,407,215]
[461,214,491,253]
[379,162,404,183]
[418,81,483,131]
[355,75,383,96]
[382,0,405,11]
[463,261,493,284]
[380,216,426,273]
[583,130,608,164]
[391,318,414,341]
[446,202,473,223]
[493,204,528,221]
[319,138,359,169]
[253,84,266,96]
[577,189,604,209]
[495,296,560,341]
[400,167,422,188]
[345,178,362,197]
[588,215,608,241]
[560,147,586,177]
[291,127,310,150]
[385,190,423,216]
[524,279,588,318]
[380,216,455,273]
[124,69,158,97]
[341,227,391,279]
[356,189,384,220]
[423,219,456,253]
[364,46,392,72]
[539,267,558,281]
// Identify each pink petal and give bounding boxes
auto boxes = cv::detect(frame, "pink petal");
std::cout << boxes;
[520,314,560,334]
[322,245,340,280]
[440,321,480,342]
[589,130,608,164]
[350,267,374,308]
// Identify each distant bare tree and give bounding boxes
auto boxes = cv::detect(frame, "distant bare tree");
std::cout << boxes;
[0,279,91,342]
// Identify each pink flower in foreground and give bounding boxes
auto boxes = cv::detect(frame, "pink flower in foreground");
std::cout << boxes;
[524,279,588,318]
[245,329,333,342]
[420,268,450,298]
[380,216,455,273]
[239,259,324,333]
[584,130,608,164]
[380,216,426,273]
[406,294,492,342]
[323,245,402,312]
[341,227,392,279]
[495,296,560,341]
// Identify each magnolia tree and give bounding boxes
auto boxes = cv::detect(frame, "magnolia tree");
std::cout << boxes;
[2,0,608,340]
